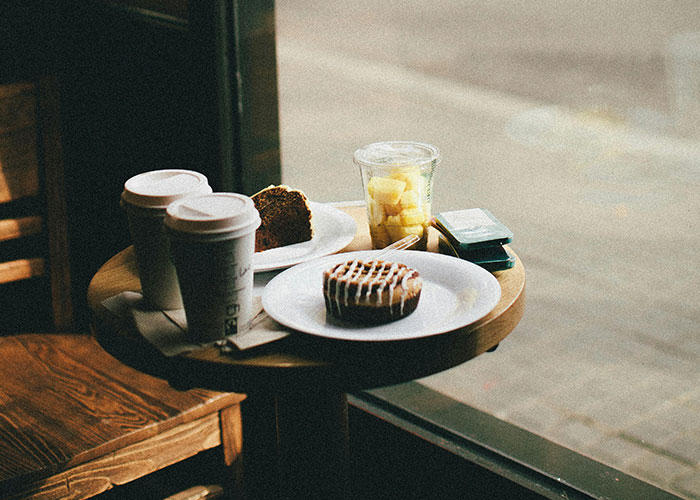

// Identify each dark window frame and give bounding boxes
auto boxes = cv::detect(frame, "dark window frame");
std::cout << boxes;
[352,384,683,500]
[83,0,282,194]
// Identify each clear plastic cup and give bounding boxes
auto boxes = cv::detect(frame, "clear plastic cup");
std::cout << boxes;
[354,141,441,250]
[165,193,261,342]
[121,170,212,310]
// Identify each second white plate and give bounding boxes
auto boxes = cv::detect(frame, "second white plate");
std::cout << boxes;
[254,202,357,272]
[262,250,502,341]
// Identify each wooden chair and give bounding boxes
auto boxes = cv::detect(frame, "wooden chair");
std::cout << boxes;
[0,80,246,500]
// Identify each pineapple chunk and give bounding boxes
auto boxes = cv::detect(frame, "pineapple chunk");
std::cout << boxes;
[399,207,425,226]
[367,198,385,226]
[387,224,425,241]
[369,224,391,248]
[366,168,433,247]
[385,215,402,227]
[367,177,405,205]
[383,202,402,216]
[410,175,428,194]
[389,168,425,193]
[398,189,420,210]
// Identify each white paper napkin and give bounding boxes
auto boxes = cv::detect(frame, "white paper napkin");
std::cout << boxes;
[101,291,289,356]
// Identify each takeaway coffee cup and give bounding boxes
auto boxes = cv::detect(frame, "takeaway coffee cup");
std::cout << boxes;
[121,169,212,310]
[165,193,261,342]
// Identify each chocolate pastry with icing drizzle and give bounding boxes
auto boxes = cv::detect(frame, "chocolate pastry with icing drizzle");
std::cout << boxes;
[323,258,422,324]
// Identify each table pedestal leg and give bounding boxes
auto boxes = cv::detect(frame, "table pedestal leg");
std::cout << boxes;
[275,390,350,500]
[241,396,281,500]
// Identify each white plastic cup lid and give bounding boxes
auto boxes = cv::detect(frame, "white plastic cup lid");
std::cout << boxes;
[165,193,261,236]
[121,169,212,209]
[353,141,441,169]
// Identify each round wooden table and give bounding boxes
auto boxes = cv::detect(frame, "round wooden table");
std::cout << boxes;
[88,204,525,499]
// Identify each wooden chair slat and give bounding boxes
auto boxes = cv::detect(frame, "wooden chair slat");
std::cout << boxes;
[0,257,44,284]
[0,216,42,242]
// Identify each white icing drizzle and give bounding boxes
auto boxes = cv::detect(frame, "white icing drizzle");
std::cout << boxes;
[356,260,379,303]
[399,271,410,315]
[323,258,420,319]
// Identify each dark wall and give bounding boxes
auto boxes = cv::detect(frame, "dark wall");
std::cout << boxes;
[56,2,281,326]
[349,405,546,500]
[56,4,223,326]
[0,3,54,83]
[3,1,281,328]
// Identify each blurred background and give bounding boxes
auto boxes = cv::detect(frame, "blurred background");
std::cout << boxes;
[275,1,700,498]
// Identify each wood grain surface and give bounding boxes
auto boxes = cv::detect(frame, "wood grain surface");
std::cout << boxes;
[0,333,245,498]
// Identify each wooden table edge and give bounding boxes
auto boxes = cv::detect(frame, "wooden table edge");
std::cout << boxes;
[87,203,526,390]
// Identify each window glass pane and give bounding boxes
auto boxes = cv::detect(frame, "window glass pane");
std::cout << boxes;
[276,2,700,497]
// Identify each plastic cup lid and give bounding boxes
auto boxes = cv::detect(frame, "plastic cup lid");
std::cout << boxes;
[121,169,212,209]
[353,141,441,168]
[165,193,261,235]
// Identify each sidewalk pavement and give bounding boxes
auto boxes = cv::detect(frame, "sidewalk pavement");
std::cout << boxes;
[276,37,700,499]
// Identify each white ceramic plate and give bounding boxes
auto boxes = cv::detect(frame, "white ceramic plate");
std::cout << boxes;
[262,250,501,341]
[254,202,357,273]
